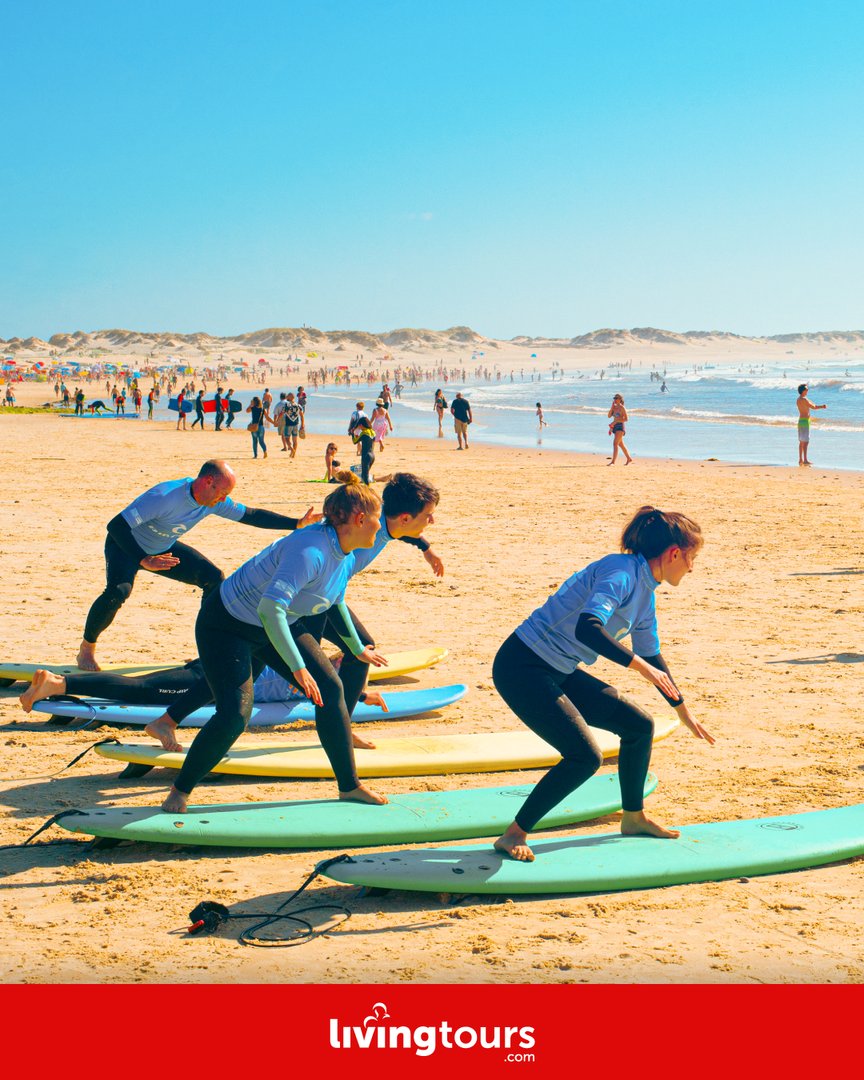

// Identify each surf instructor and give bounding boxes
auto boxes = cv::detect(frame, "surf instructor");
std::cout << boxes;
[491,506,714,862]
[76,459,320,671]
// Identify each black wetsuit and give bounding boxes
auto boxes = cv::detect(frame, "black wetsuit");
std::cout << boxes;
[172,592,370,795]
[82,507,305,645]
[492,615,680,832]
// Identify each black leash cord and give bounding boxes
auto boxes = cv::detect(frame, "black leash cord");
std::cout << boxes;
[188,854,354,948]
[0,737,119,782]
[0,809,89,852]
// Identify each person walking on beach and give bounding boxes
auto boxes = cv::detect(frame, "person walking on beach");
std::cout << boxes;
[796,383,827,466]
[176,389,187,430]
[451,391,472,449]
[433,388,447,437]
[75,460,319,670]
[214,387,224,431]
[224,388,236,429]
[283,392,303,458]
[607,393,633,465]
[491,506,714,862]
[349,405,377,484]
[371,398,393,451]
[246,395,272,458]
[536,402,547,429]
[158,475,390,814]
[147,388,155,420]
[191,390,206,429]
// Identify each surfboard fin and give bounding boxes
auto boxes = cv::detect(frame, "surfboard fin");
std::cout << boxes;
[118,762,155,779]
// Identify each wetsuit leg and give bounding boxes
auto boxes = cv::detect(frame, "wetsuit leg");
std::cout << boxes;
[64,661,205,705]
[558,665,654,815]
[359,435,375,483]
[172,595,258,795]
[82,535,141,643]
[154,540,224,597]
[492,632,606,833]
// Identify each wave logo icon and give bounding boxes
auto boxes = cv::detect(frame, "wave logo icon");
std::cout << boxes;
[363,1002,390,1027]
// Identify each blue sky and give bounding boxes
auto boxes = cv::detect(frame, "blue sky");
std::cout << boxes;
[2,0,863,340]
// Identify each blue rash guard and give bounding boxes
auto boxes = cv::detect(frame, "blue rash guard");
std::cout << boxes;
[515,552,661,674]
[220,521,354,628]
[351,520,430,574]
[120,477,246,555]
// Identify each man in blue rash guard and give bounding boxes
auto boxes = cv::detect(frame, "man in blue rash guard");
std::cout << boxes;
[76,459,320,672]
[160,476,390,814]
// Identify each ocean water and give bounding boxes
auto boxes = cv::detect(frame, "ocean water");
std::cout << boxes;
[160,358,864,471]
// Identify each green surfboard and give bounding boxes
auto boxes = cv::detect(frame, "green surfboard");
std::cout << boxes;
[54,772,657,848]
[322,804,864,894]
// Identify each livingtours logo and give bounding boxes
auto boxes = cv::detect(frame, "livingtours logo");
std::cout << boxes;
[328,1001,537,1059]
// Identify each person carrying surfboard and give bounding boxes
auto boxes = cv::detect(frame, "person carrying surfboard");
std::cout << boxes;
[76,460,321,672]
[492,505,715,862]
[158,474,391,814]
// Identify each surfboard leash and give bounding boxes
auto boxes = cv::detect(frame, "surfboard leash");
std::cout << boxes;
[185,853,356,948]
[0,737,120,783]
[0,810,89,852]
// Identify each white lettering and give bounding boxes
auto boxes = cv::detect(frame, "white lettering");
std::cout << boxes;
[440,1021,453,1048]
[479,1027,502,1049]
[389,1026,412,1048]
[329,1019,340,1048]
[504,1027,520,1047]
[414,1026,436,1057]
[454,1027,477,1049]
[519,1027,536,1049]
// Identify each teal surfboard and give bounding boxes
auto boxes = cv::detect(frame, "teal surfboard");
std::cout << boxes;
[54,773,657,848]
[31,684,468,728]
[322,804,864,894]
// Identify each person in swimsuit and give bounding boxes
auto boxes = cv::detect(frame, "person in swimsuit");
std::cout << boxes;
[371,399,393,451]
[159,475,390,813]
[325,443,341,482]
[433,389,447,437]
[607,393,633,465]
[796,383,827,466]
[536,402,547,428]
[76,460,320,670]
[492,505,714,862]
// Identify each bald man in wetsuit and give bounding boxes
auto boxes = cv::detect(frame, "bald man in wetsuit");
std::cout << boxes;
[76,459,320,670]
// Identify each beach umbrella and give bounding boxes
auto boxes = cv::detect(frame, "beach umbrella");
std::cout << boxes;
[531,353,537,358]
[258,358,267,365]
[306,351,318,358]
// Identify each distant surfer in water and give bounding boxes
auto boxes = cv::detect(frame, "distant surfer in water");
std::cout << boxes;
[491,506,714,862]
[76,460,320,671]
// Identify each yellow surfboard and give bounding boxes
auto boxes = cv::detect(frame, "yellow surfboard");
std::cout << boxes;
[96,715,679,779]
[0,647,447,688]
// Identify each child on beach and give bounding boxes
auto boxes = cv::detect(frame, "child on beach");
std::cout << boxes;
[491,505,714,862]
[536,402,547,428]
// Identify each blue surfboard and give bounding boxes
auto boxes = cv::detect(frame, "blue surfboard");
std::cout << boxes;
[31,683,468,728]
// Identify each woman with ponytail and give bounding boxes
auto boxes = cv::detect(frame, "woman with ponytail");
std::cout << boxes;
[492,505,714,862]
[159,474,390,814]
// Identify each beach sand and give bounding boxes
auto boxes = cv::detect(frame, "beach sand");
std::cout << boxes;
[2,367,864,984]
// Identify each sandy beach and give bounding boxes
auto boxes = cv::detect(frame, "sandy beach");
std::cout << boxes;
[2,352,864,985]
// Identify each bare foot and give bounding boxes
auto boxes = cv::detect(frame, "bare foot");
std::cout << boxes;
[161,786,189,814]
[339,783,389,805]
[620,810,680,839]
[352,732,377,750]
[493,822,535,862]
[144,715,183,752]
[76,641,101,671]
[19,669,66,712]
